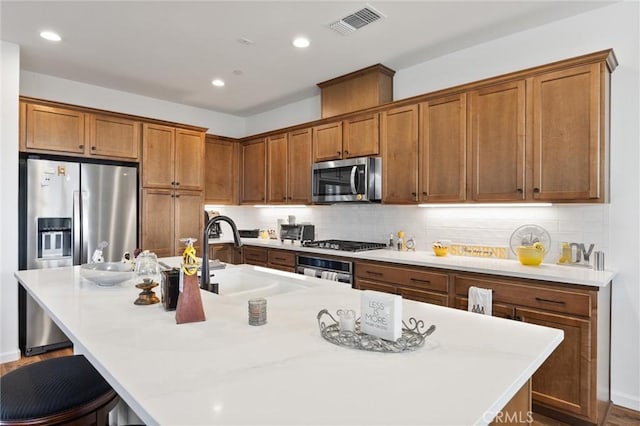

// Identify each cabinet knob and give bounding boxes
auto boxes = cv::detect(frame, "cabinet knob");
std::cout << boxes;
[516,188,523,193]
[336,151,341,156]
[282,197,287,200]
[91,146,96,151]
[171,181,176,186]
[411,192,417,197]
[533,187,540,193]
[78,144,84,149]
[422,191,428,196]
[344,150,349,156]
[175,194,180,198]
[175,182,180,186]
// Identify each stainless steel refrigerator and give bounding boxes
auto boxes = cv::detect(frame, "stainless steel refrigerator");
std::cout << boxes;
[18,157,138,355]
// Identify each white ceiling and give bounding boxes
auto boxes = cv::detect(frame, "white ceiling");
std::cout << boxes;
[1,1,615,116]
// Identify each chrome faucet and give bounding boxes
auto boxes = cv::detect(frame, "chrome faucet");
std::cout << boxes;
[201,215,242,291]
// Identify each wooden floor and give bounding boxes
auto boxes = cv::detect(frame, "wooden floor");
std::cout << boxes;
[2,348,639,425]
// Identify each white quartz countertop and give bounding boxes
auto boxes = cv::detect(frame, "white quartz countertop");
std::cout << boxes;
[15,263,563,426]
[210,237,615,287]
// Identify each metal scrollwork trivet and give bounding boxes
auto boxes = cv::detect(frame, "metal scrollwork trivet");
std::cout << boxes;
[317,309,436,353]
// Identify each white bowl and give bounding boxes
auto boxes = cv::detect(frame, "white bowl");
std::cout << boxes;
[80,262,135,286]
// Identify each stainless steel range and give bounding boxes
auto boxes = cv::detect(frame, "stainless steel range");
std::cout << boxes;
[302,239,387,252]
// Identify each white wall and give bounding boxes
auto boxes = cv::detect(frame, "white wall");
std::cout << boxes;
[215,1,640,410]
[20,71,247,138]
[0,41,21,362]
[245,94,321,135]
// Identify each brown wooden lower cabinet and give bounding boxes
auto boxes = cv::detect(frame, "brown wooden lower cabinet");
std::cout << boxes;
[243,246,267,267]
[267,249,295,272]
[453,273,609,425]
[354,261,449,307]
[208,243,242,264]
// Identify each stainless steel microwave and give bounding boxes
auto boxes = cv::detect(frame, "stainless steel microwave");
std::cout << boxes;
[312,157,381,203]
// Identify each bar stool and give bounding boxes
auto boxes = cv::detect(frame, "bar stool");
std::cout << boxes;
[0,355,119,426]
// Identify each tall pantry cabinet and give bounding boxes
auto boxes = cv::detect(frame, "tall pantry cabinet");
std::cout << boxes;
[141,123,205,257]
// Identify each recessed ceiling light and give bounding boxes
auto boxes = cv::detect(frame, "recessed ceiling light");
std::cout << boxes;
[292,37,310,48]
[211,79,225,87]
[40,31,61,42]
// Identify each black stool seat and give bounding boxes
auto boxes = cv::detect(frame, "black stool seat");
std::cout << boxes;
[0,355,118,426]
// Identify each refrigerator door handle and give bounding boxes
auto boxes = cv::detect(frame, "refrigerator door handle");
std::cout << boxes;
[81,191,89,264]
[73,191,81,265]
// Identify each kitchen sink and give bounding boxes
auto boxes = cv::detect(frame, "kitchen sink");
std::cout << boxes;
[205,266,313,297]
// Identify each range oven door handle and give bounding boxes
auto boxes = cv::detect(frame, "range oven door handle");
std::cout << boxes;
[350,166,358,195]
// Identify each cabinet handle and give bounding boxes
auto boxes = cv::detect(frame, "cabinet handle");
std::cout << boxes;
[516,188,523,193]
[533,187,540,193]
[422,191,428,196]
[171,181,176,186]
[282,197,287,200]
[175,182,180,186]
[336,151,341,156]
[91,146,96,151]
[410,277,430,284]
[365,270,383,276]
[344,150,349,156]
[78,144,84,149]
[535,297,565,305]
[411,192,417,197]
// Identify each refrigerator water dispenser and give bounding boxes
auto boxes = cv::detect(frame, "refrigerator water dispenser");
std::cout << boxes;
[37,217,72,259]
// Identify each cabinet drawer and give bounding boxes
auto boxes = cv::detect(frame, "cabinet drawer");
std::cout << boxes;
[268,249,295,267]
[398,286,448,307]
[355,279,395,294]
[454,275,591,317]
[356,262,448,293]
[243,247,268,264]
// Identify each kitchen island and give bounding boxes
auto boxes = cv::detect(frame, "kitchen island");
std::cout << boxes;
[15,262,563,425]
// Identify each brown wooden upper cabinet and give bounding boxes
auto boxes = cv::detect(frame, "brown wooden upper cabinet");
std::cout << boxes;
[23,103,86,154]
[381,105,419,203]
[142,123,204,190]
[265,129,312,205]
[420,93,467,203]
[287,128,313,204]
[267,133,288,204]
[468,80,526,202]
[240,137,267,204]
[21,101,140,161]
[312,112,379,162]
[87,114,140,160]
[530,63,606,202]
[204,135,238,204]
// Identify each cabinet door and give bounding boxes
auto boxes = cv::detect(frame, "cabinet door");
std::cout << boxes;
[174,190,204,255]
[381,105,419,203]
[530,63,603,201]
[175,129,204,191]
[267,133,288,204]
[312,121,343,162]
[25,103,85,154]
[288,128,312,204]
[420,94,467,202]
[343,112,379,158]
[142,123,175,188]
[243,246,268,267]
[205,136,238,204]
[88,114,140,160]
[469,81,526,201]
[240,138,267,204]
[517,307,592,419]
[141,188,175,258]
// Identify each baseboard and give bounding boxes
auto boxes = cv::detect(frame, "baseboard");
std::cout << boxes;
[0,349,21,364]
[611,390,640,411]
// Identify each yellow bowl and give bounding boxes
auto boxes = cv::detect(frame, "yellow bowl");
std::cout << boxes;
[433,246,449,257]
[517,246,544,266]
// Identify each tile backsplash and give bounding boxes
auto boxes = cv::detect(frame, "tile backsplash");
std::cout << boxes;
[205,204,609,263]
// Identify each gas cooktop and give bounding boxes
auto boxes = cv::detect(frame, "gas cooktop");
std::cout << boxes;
[302,239,388,252]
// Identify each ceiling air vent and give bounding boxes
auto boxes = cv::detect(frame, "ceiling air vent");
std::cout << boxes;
[328,5,385,36]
